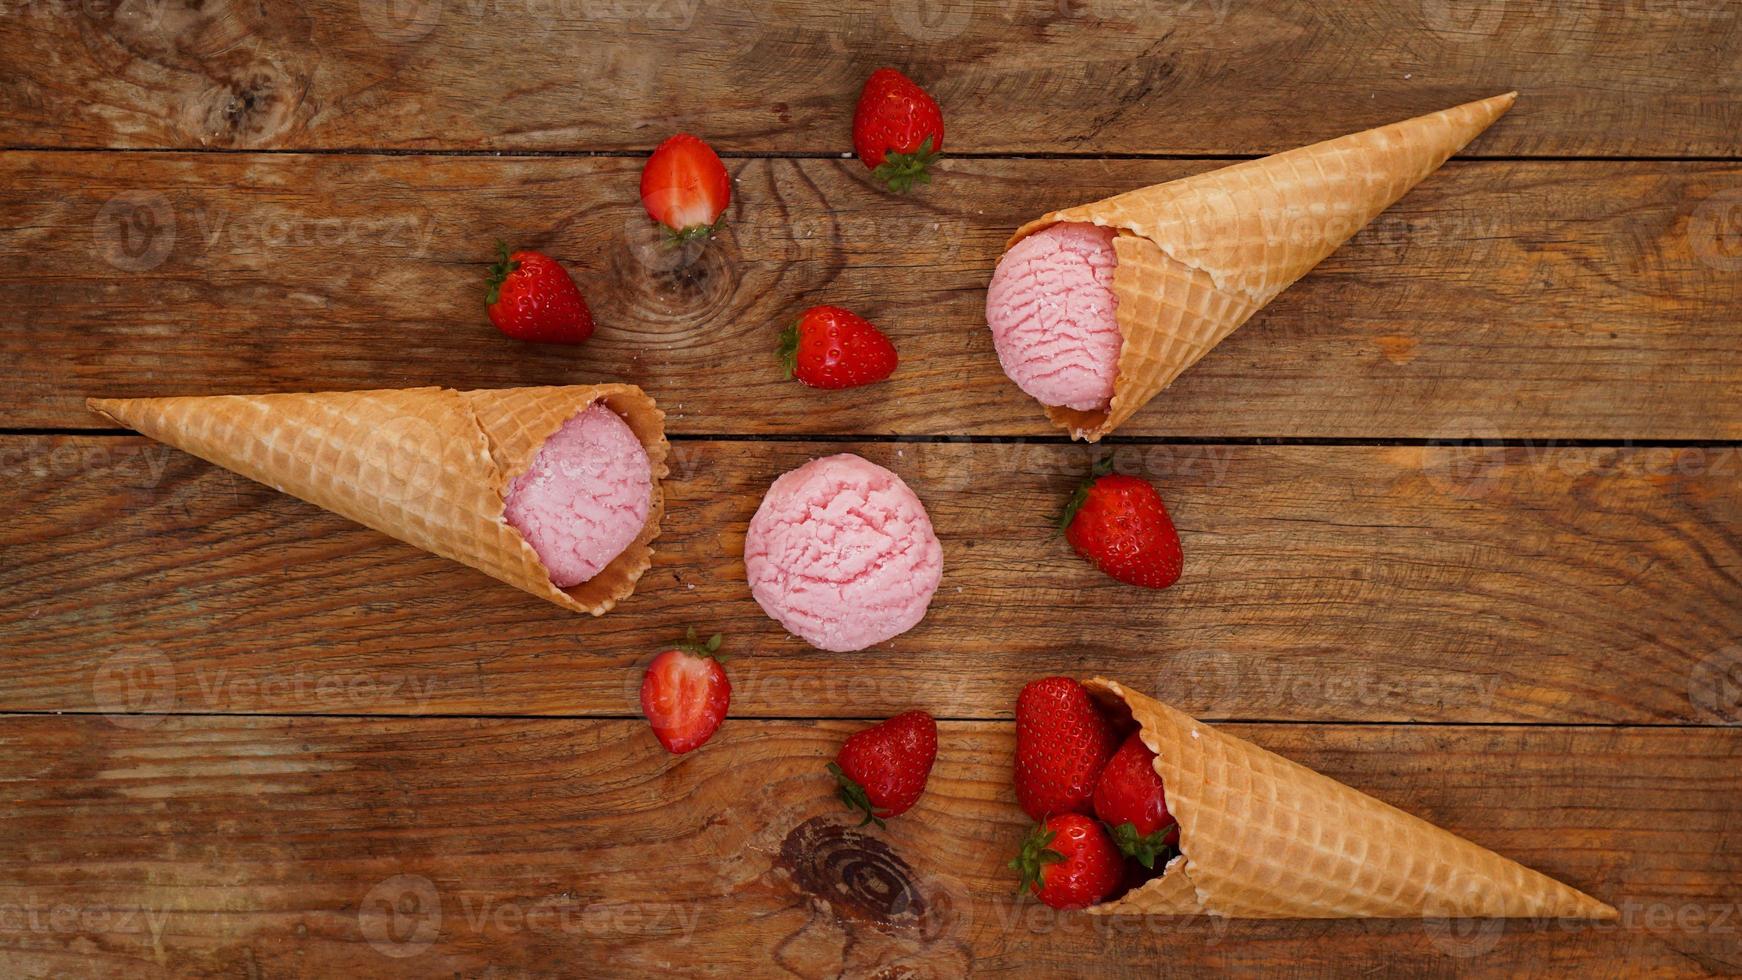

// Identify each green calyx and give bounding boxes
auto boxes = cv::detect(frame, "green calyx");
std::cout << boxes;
[829,762,886,829]
[661,214,726,249]
[1108,820,1179,870]
[677,626,726,661]
[1057,453,1117,535]
[872,137,940,194]
[485,240,520,306]
[1007,824,1064,894]
[777,322,801,379]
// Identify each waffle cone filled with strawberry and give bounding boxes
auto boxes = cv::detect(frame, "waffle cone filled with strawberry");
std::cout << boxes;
[1009,677,1615,919]
[89,385,668,616]
[987,93,1516,442]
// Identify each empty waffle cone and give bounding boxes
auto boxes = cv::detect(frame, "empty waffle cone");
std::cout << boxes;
[1081,678,1615,919]
[88,385,668,616]
[1007,92,1517,441]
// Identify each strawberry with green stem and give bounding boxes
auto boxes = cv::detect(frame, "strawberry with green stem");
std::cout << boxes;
[828,710,937,828]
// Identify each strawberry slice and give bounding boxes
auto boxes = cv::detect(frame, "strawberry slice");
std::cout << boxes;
[640,133,731,242]
[639,629,730,754]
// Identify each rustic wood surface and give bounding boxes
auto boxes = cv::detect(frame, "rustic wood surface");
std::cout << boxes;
[6,436,1740,725]
[6,153,1741,436]
[2,0,1739,155]
[1,717,1737,978]
[3,1,1740,977]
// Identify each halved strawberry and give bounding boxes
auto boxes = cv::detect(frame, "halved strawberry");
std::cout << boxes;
[639,628,730,754]
[640,133,731,242]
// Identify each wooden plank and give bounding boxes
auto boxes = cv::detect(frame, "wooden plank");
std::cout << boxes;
[1,1,1738,155]
[6,436,1739,725]
[5,153,1741,437]
[0,715,1732,977]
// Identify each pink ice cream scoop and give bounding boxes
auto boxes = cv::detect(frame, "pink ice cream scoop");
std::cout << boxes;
[985,221,1122,412]
[503,402,653,588]
[744,453,943,653]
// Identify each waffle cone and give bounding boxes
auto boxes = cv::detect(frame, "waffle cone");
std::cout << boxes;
[1081,678,1615,919]
[1007,93,1517,441]
[88,385,668,616]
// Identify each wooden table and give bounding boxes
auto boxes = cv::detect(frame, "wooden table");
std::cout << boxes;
[3,1,1740,976]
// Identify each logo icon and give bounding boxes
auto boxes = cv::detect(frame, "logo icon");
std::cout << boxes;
[92,192,176,272]
[1422,417,1506,499]
[91,647,176,729]
[1688,644,1742,724]
[358,0,443,43]
[359,874,441,958]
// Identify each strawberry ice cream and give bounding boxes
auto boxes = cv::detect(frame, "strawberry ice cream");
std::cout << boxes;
[744,454,943,653]
[985,222,1122,412]
[503,402,653,588]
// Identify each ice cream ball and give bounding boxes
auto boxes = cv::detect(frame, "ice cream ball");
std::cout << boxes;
[503,402,653,588]
[985,221,1122,412]
[744,453,943,653]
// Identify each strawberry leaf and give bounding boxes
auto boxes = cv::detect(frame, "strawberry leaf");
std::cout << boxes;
[677,627,727,662]
[1007,824,1064,894]
[829,762,886,829]
[1057,453,1117,535]
[1107,820,1179,870]
[871,137,940,194]
[777,322,801,379]
[485,240,520,306]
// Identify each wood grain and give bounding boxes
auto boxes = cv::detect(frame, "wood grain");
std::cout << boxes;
[2,1,1739,155]
[0,714,1733,978]
[5,153,1741,437]
[6,435,1739,724]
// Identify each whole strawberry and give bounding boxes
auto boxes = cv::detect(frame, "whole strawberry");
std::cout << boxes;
[1093,732,1179,869]
[779,305,898,389]
[1014,676,1118,821]
[485,242,594,344]
[1060,456,1184,589]
[640,133,731,241]
[852,68,944,193]
[829,710,938,827]
[1009,813,1123,910]
[639,629,730,755]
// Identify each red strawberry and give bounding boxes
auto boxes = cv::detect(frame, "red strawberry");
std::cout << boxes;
[485,242,594,344]
[1013,676,1118,821]
[639,629,730,754]
[640,133,731,241]
[829,710,938,827]
[1060,456,1184,590]
[779,305,898,389]
[1009,813,1123,910]
[1093,732,1179,869]
[852,68,944,193]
